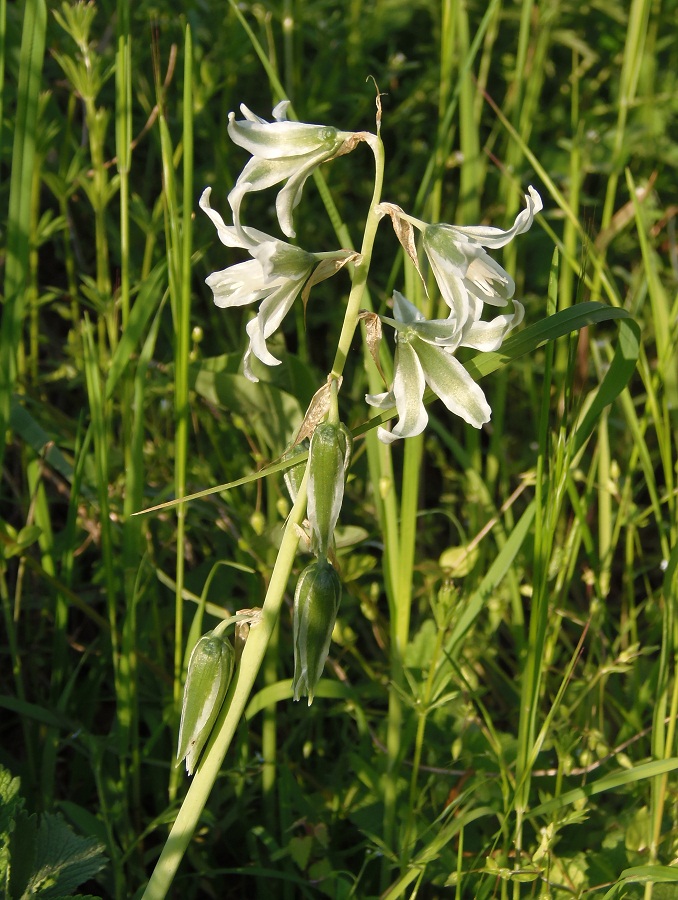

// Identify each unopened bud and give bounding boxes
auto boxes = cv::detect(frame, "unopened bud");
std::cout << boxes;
[177,630,235,775]
[307,422,352,557]
[292,560,342,705]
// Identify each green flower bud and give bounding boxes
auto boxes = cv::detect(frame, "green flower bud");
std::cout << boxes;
[292,560,342,705]
[307,422,352,557]
[176,630,235,776]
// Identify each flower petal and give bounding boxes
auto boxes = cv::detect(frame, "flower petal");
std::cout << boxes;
[463,248,515,306]
[392,289,426,324]
[412,317,463,348]
[203,184,280,251]
[451,186,543,249]
[462,300,524,351]
[205,260,269,308]
[381,338,428,443]
[228,108,348,159]
[230,150,337,238]
[365,389,394,410]
[422,236,472,322]
[414,338,491,428]
[199,187,248,249]
[275,153,329,237]
[252,240,314,281]
[271,100,290,121]
[243,278,304,375]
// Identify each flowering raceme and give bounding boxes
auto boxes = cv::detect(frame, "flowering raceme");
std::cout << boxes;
[227,101,368,239]
[200,187,352,381]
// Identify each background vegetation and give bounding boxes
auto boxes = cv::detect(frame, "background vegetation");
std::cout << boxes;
[1,0,677,897]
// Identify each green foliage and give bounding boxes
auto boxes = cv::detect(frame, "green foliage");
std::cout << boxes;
[0,764,106,898]
[1,0,677,898]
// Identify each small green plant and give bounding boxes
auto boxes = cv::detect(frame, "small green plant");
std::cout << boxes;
[0,763,107,898]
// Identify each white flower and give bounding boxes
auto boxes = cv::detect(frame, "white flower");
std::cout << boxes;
[228,101,364,239]
[379,187,542,326]
[201,187,355,382]
[201,187,316,381]
[365,291,523,443]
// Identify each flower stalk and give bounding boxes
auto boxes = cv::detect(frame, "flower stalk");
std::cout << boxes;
[142,469,309,900]
[330,132,385,378]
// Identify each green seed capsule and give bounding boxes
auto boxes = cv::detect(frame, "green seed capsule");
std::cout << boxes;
[307,422,352,557]
[292,559,342,705]
[176,630,235,775]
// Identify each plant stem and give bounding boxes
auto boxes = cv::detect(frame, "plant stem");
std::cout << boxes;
[331,133,384,378]
[141,470,309,900]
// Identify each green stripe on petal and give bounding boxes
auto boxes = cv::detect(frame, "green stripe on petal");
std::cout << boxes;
[413,338,491,428]
[385,338,428,442]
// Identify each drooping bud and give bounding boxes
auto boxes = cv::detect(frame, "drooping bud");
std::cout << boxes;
[307,422,352,557]
[176,630,235,776]
[292,560,342,705]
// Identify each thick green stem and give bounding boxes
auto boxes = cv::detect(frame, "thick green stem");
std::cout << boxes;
[142,471,309,900]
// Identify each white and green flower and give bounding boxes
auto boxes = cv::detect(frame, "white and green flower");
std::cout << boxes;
[228,101,366,239]
[201,187,353,382]
[379,186,542,325]
[366,290,523,443]
[200,187,315,380]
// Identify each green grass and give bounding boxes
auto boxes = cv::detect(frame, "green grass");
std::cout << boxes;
[1,1,678,898]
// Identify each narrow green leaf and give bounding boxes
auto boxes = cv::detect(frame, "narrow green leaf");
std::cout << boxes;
[532,758,678,817]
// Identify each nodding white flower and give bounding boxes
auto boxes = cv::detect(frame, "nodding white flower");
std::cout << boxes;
[366,290,523,443]
[201,187,351,382]
[228,101,366,239]
[380,186,542,325]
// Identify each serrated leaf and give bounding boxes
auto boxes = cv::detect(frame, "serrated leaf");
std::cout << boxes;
[19,813,106,899]
[0,765,24,892]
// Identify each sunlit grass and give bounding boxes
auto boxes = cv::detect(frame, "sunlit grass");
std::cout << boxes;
[1,1,677,898]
